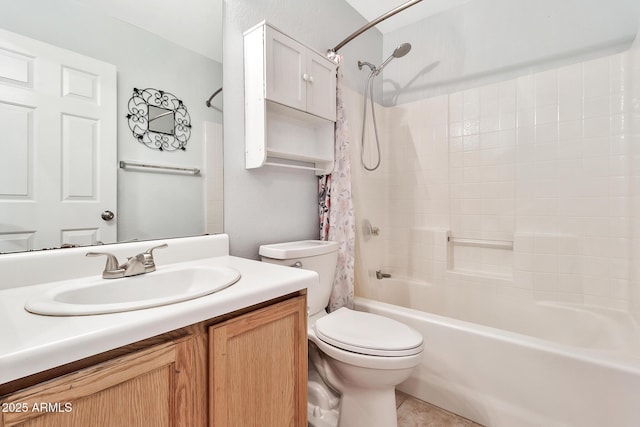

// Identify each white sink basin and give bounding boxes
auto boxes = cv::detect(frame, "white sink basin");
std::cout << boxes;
[24,265,241,316]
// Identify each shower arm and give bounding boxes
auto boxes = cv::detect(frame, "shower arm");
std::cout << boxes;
[327,0,423,61]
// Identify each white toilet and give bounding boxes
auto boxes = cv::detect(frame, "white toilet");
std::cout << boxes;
[259,240,424,427]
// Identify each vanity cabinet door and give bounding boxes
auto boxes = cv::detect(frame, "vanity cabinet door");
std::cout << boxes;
[0,338,201,427]
[209,295,307,427]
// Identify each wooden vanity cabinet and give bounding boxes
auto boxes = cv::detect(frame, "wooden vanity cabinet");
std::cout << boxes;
[0,337,201,427]
[0,293,307,427]
[209,294,307,427]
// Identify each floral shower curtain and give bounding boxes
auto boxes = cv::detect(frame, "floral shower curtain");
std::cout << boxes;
[319,72,355,312]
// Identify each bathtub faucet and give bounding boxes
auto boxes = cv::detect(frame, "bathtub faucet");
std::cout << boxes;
[376,270,391,280]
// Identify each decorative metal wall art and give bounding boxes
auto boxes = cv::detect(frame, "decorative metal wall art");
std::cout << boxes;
[126,88,191,151]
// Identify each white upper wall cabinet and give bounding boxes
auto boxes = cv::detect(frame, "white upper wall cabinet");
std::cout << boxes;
[305,52,337,120]
[265,29,307,113]
[244,22,336,175]
[264,25,336,121]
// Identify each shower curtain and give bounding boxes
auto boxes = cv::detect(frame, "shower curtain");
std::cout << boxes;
[319,72,355,311]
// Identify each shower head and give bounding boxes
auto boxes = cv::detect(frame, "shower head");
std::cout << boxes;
[375,42,412,75]
[393,42,412,58]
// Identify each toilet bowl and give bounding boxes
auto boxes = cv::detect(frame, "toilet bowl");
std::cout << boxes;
[260,240,424,427]
[310,308,423,427]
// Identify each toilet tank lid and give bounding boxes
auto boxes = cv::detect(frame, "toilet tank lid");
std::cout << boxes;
[259,240,339,259]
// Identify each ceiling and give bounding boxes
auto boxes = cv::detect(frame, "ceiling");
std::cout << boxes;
[344,0,472,33]
[72,0,223,63]
[71,0,466,62]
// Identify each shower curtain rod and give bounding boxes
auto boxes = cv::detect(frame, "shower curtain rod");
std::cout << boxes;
[328,0,423,58]
[205,87,222,108]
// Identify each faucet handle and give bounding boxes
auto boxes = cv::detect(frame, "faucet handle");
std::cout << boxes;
[86,252,123,279]
[145,243,168,256]
[142,243,168,272]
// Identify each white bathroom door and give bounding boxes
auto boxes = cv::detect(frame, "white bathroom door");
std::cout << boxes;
[0,28,117,253]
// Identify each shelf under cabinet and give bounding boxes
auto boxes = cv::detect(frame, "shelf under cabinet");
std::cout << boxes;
[247,100,335,175]
[266,148,332,163]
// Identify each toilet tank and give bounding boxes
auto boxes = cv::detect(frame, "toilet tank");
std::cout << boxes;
[259,240,338,317]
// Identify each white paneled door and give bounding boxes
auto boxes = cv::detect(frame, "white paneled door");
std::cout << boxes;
[0,29,117,253]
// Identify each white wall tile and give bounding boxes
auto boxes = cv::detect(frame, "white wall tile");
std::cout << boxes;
[353,49,635,312]
[583,56,611,99]
[535,69,558,106]
[557,62,583,103]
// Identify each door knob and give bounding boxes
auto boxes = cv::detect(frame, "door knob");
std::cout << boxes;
[101,210,115,221]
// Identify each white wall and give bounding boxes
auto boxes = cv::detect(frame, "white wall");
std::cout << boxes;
[381,0,640,105]
[222,0,382,258]
[0,0,223,242]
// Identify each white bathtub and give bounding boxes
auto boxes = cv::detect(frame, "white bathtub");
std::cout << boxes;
[354,278,640,427]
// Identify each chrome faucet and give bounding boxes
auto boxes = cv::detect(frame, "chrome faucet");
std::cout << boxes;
[86,243,168,279]
[376,270,391,280]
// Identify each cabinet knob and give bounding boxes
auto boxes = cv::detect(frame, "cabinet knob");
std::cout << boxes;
[308,75,314,83]
[302,73,309,82]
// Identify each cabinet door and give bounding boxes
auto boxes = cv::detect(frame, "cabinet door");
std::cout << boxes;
[0,339,200,427]
[306,52,337,121]
[209,296,307,427]
[265,27,307,112]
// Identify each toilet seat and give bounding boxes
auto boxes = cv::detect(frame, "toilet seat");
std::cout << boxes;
[314,308,423,357]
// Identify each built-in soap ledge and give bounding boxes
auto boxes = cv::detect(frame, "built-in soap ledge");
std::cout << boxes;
[446,231,514,279]
[447,235,513,250]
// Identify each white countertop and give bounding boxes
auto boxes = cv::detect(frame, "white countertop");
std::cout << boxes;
[0,236,317,385]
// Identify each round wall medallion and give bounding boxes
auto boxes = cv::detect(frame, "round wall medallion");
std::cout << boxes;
[126,87,191,151]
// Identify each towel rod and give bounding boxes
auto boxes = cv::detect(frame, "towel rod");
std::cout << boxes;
[263,161,326,172]
[119,160,200,175]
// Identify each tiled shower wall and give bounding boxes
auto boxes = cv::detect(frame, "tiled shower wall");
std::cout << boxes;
[630,37,640,317]
[351,50,636,312]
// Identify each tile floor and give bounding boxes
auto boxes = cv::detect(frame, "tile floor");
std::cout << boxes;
[396,391,485,427]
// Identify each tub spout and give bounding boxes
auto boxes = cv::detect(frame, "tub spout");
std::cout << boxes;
[376,270,391,280]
